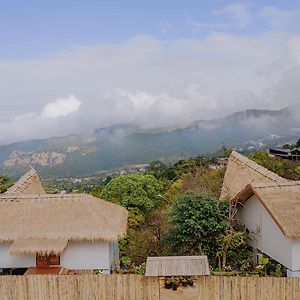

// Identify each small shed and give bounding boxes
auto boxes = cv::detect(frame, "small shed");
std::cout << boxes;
[145,256,210,277]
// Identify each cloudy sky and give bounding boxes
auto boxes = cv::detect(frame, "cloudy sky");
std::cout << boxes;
[0,0,300,144]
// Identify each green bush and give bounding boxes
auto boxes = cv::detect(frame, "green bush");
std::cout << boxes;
[165,194,252,270]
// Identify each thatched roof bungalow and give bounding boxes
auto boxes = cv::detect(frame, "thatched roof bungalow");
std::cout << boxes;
[4,167,46,195]
[0,169,127,274]
[221,150,289,200]
[145,256,210,277]
[223,151,300,277]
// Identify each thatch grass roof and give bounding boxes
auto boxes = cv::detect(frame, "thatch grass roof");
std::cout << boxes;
[223,151,300,239]
[233,182,300,239]
[10,239,68,256]
[221,150,289,199]
[145,256,210,276]
[5,168,45,195]
[0,193,127,243]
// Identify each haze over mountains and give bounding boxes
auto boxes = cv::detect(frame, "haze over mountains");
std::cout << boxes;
[0,104,299,178]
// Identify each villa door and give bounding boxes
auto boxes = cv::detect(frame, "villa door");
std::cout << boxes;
[36,254,60,267]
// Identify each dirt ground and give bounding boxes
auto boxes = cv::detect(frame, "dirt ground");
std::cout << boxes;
[160,280,198,300]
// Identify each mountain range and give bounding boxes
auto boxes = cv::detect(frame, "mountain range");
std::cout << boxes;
[1,104,299,178]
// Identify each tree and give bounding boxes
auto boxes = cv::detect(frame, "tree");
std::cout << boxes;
[165,194,228,259]
[222,145,233,158]
[0,175,13,194]
[173,156,206,177]
[100,174,164,271]
[296,138,300,148]
[250,150,300,180]
[165,194,251,270]
[100,174,163,227]
[147,161,176,181]
[120,209,168,268]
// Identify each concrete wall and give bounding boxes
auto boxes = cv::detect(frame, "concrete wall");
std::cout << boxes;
[60,241,111,272]
[0,244,35,268]
[238,195,293,270]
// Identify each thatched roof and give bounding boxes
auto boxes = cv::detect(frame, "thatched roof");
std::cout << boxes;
[145,256,210,276]
[10,239,68,256]
[223,151,300,239]
[5,168,45,195]
[220,150,289,199]
[233,182,300,239]
[0,193,127,244]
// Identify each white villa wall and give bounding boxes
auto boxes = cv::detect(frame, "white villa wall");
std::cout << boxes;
[60,241,111,272]
[0,244,35,268]
[0,241,118,273]
[238,196,263,250]
[238,195,293,270]
[291,241,300,271]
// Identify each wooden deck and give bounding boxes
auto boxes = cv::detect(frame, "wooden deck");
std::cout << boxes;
[24,267,63,275]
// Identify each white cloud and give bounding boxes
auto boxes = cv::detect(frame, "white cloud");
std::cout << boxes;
[13,112,37,121]
[212,3,251,27]
[288,36,300,65]
[40,95,81,118]
[0,33,299,144]
[258,6,300,32]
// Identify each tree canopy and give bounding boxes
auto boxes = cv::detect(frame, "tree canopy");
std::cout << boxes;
[165,195,228,257]
[280,137,300,149]
[0,175,13,194]
[249,150,300,180]
[165,194,251,270]
[101,174,163,227]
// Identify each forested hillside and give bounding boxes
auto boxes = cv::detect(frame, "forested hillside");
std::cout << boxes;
[0,105,299,178]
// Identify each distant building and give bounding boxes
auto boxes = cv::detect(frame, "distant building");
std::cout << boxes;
[222,151,300,277]
[269,148,300,161]
[0,168,127,275]
[209,157,228,170]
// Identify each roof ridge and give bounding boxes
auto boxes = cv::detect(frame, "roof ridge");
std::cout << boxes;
[231,151,288,183]
[253,181,300,189]
[3,168,45,195]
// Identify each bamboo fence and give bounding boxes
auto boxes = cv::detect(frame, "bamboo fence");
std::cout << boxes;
[0,274,159,300]
[0,275,300,299]
[197,276,300,300]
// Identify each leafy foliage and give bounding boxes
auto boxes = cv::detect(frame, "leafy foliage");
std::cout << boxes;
[178,167,225,198]
[146,161,176,181]
[101,174,163,227]
[165,195,227,258]
[90,185,105,198]
[0,175,13,194]
[119,209,168,270]
[249,150,300,180]
[281,138,300,149]
[165,194,251,270]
